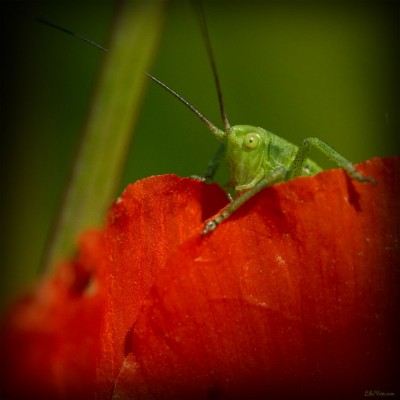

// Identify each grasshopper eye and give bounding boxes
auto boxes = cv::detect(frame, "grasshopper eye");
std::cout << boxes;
[243,132,261,149]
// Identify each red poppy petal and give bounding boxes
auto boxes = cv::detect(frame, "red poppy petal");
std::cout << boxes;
[122,157,400,399]
[2,158,398,399]
[96,175,228,396]
[1,230,107,399]
[1,175,228,399]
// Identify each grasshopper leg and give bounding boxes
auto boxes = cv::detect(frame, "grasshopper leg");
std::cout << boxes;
[288,137,375,184]
[191,143,226,182]
[202,166,287,235]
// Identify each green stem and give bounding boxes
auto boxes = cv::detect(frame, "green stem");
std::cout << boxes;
[43,0,167,273]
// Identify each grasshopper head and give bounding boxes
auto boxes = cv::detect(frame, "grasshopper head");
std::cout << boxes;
[225,125,268,191]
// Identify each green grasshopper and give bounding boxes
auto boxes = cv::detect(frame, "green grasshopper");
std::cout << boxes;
[37,9,375,236]
[147,6,375,235]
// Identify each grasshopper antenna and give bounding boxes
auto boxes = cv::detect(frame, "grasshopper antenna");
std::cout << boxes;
[195,1,231,133]
[35,16,109,52]
[146,72,225,140]
[35,14,226,140]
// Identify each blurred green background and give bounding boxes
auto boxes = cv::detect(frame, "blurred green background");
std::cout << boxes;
[1,0,398,309]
